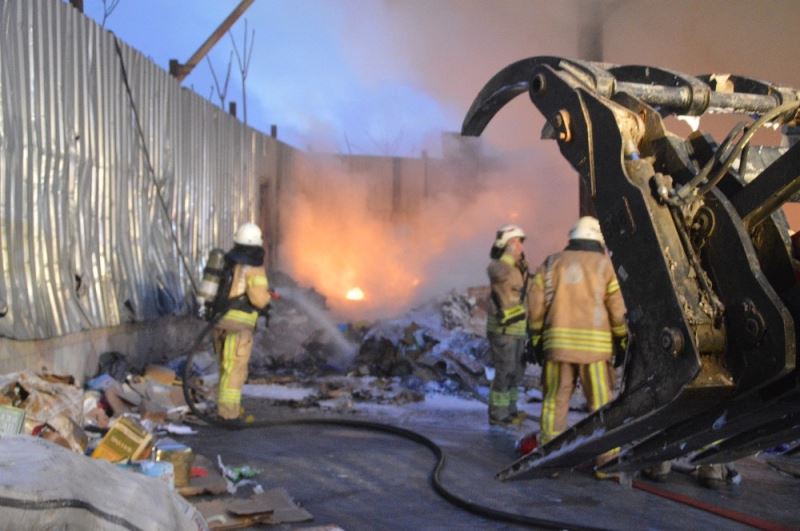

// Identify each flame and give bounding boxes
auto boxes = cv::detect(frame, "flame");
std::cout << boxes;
[345,287,365,301]
[280,149,575,319]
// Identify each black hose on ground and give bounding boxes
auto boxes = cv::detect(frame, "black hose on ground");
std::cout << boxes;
[180,316,605,531]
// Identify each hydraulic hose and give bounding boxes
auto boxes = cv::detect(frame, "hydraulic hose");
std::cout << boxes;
[180,313,605,530]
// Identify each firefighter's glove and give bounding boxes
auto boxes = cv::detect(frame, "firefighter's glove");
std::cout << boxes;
[259,304,272,327]
[613,336,628,368]
[525,333,543,365]
[196,297,207,319]
[499,304,526,327]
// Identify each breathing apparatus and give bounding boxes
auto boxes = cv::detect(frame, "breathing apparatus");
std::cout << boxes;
[196,248,226,319]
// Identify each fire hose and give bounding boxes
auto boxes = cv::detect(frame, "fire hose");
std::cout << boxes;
[180,305,610,531]
[181,304,798,531]
[114,34,588,529]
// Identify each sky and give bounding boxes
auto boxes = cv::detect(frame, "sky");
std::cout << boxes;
[82,0,463,156]
[81,0,800,158]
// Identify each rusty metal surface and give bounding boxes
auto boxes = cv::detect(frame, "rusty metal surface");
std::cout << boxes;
[0,0,267,339]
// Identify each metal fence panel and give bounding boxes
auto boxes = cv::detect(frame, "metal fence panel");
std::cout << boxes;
[0,0,262,339]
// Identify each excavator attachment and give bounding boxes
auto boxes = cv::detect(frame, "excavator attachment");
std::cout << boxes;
[462,57,800,480]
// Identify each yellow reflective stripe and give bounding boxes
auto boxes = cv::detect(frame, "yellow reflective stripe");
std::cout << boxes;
[219,388,241,404]
[533,273,544,288]
[607,279,620,294]
[546,327,613,339]
[588,361,610,409]
[543,335,612,347]
[543,328,613,351]
[487,314,527,335]
[224,309,258,327]
[611,324,627,337]
[541,361,560,443]
[247,275,268,288]
[543,339,612,353]
[489,390,511,407]
[501,304,526,323]
[598,362,609,405]
[591,362,601,410]
[219,333,238,405]
[500,254,515,266]
[532,334,542,345]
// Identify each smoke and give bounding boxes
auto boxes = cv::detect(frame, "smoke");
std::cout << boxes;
[278,138,576,319]
[274,0,800,316]
[276,286,358,367]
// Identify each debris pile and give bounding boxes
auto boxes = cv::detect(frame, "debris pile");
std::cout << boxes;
[240,281,495,411]
[0,357,315,529]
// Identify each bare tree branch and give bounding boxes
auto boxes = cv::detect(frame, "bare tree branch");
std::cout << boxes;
[206,52,234,109]
[100,0,122,28]
[228,19,256,125]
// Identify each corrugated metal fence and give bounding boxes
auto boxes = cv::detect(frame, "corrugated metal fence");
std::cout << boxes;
[0,0,269,340]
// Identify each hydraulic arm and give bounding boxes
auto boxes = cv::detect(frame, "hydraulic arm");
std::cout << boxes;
[462,57,800,479]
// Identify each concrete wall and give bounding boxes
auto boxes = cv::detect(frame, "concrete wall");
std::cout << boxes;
[0,316,205,385]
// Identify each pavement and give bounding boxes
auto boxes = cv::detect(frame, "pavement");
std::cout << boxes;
[180,392,800,530]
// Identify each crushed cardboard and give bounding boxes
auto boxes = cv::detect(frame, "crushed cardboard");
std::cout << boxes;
[145,364,177,385]
[0,405,25,435]
[0,371,86,452]
[91,415,152,462]
[178,454,228,497]
[194,487,313,529]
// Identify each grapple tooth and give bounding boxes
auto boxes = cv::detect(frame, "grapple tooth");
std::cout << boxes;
[498,382,731,480]
[463,57,800,477]
[600,383,800,473]
[691,412,800,466]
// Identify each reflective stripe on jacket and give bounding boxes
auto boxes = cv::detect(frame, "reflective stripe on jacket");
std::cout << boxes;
[486,253,529,336]
[528,242,626,363]
[218,264,270,330]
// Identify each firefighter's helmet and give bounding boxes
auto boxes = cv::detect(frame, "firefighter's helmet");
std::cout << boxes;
[494,224,526,248]
[569,216,604,244]
[234,222,263,246]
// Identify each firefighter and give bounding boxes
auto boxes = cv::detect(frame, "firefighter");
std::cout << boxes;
[486,224,530,426]
[209,222,271,419]
[528,216,627,474]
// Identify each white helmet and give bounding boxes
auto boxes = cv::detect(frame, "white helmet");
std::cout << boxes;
[569,216,604,244]
[234,222,263,246]
[494,224,526,248]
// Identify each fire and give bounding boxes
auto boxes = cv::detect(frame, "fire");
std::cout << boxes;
[345,287,365,301]
[280,152,564,319]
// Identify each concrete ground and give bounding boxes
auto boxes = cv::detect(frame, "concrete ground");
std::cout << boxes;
[182,392,800,530]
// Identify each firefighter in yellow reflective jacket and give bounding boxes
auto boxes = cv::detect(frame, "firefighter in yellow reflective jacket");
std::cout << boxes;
[528,217,627,464]
[212,223,271,419]
[486,224,531,426]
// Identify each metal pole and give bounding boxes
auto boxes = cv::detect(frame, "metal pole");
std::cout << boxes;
[170,0,254,82]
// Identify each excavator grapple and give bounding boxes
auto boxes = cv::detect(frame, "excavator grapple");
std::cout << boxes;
[461,57,800,479]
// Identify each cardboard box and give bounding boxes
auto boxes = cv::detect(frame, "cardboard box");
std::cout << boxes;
[154,438,193,487]
[144,365,176,386]
[91,416,152,462]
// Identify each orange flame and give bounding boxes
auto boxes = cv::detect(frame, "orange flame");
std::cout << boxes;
[345,287,365,301]
[280,149,576,319]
